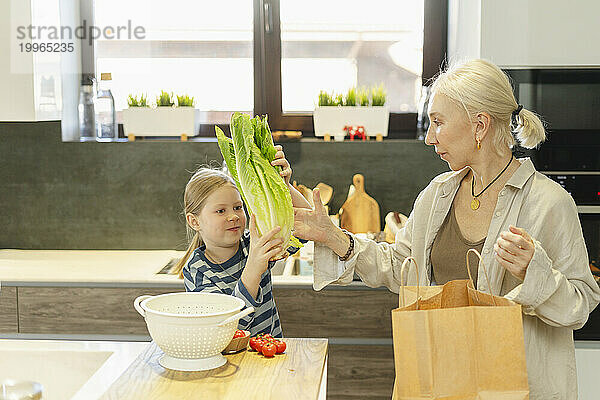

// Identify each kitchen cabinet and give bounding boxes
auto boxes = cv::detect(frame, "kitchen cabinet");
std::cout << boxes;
[274,287,397,338]
[17,287,181,335]
[328,344,395,399]
[0,286,18,333]
[7,285,398,338]
[448,0,600,67]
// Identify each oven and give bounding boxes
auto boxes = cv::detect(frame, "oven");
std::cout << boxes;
[543,173,600,340]
[505,68,600,340]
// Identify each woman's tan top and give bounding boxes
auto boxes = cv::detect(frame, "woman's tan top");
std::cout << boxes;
[430,203,484,286]
[313,158,600,400]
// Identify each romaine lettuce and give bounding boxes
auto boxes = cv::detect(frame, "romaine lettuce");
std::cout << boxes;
[216,113,302,258]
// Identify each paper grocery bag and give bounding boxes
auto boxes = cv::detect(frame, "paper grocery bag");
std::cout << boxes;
[391,250,529,400]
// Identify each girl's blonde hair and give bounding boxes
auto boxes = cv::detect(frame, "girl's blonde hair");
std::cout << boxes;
[430,59,546,153]
[171,167,237,277]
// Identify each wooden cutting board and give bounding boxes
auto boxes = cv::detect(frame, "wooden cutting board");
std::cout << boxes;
[339,174,381,234]
[99,338,328,400]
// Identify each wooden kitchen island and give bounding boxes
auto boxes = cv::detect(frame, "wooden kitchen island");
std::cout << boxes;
[100,338,327,400]
[0,338,327,400]
[0,250,395,399]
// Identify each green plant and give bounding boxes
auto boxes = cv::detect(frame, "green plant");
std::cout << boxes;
[176,94,195,107]
[371,84,386,106]
[357,86,369,106]
[215,113,302,258]
[318,90,333,106]
[156,90,174,107]
[127,93,148,107]
[333,93,344,106]
[344,87,357,106]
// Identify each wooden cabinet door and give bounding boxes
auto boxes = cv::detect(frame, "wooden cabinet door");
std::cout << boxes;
[18,287,183,335]
[0,286,18,333]
[273,287,398,338]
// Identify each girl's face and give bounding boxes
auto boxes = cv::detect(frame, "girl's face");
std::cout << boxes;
[190,185,246,249]
[425,93,476,171]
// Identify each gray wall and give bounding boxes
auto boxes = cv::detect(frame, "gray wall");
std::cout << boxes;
[0,122,447,249]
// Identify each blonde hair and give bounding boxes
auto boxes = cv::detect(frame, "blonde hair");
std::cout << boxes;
[171,167,237,277]
[430,59,546,152]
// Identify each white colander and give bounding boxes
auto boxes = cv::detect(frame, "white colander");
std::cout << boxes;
[134,292,254,371]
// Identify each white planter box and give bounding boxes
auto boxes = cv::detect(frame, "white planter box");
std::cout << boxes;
[313,106,390,141]
[122,107,200,137]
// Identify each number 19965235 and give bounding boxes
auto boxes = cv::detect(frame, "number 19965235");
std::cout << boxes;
[19,42,74,52]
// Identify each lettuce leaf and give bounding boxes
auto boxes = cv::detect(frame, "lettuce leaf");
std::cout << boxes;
[215,125,248,206]
[217,112,302,257]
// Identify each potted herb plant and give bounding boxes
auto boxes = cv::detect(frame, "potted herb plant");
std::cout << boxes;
[121,91,200,140]
[313,85,390,141]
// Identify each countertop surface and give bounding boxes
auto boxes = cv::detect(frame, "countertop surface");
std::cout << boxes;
[0,338,328,400]
[0,249,183,286]
[0,249,367,289]
[0,339,149,400]
[100,338,328,400]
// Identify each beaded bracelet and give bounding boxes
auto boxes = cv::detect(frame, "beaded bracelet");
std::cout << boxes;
[339,229,354,261]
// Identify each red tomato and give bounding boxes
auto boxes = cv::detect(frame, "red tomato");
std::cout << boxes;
[256,338,266,353]
[262,342,276,357]
[249,337,260,351]
[263,334,274,340]
[275,340,286,354]
[233,330,245,339]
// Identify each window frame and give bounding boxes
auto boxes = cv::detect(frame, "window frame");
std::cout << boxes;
[257,0,448,137]
[86,0,447,138]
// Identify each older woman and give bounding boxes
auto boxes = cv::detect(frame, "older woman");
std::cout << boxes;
[293,59,600,399]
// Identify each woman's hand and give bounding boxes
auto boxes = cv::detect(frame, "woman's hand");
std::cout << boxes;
[271,145,292,186]
[494,225,535,281]
[246,214,283,274]
[293,189,335,244]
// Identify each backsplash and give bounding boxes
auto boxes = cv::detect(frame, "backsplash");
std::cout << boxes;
[0,122,447,249]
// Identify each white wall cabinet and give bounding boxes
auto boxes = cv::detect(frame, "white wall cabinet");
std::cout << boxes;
[1,0,73,123]
[448,0,600,68]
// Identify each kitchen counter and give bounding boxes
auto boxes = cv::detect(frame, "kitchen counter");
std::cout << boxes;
[100,338,328,400]
[0,338,327,400]
[0,339,149,400]
[0,250,397,399]
[0,249,371,288]
[0,249,184,287]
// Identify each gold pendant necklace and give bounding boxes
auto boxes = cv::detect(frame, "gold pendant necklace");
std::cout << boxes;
[470,155,513,211]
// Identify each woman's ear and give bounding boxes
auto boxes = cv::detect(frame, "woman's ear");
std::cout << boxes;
[186,213,201,232]
[474,111,492,140]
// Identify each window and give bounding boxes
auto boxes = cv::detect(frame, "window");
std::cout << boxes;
[280,0,424,113]
[260,0,447,136]
[88,0,447,136]
[93,0,254,124]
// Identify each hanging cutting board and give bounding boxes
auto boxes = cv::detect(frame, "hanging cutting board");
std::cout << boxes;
[339,174,381,233]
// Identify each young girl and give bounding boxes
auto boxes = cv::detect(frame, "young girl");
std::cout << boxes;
[171,145,311,337]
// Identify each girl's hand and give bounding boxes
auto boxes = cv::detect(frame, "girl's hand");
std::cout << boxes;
[293,189,334,244]
[271,145,292,186]
[246,214,283,275]
[494,225,535,281]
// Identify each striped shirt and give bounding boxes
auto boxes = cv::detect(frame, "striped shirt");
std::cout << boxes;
[182,230,304,338]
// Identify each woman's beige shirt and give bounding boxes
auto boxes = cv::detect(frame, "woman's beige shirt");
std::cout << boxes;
[314,158,600,400]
